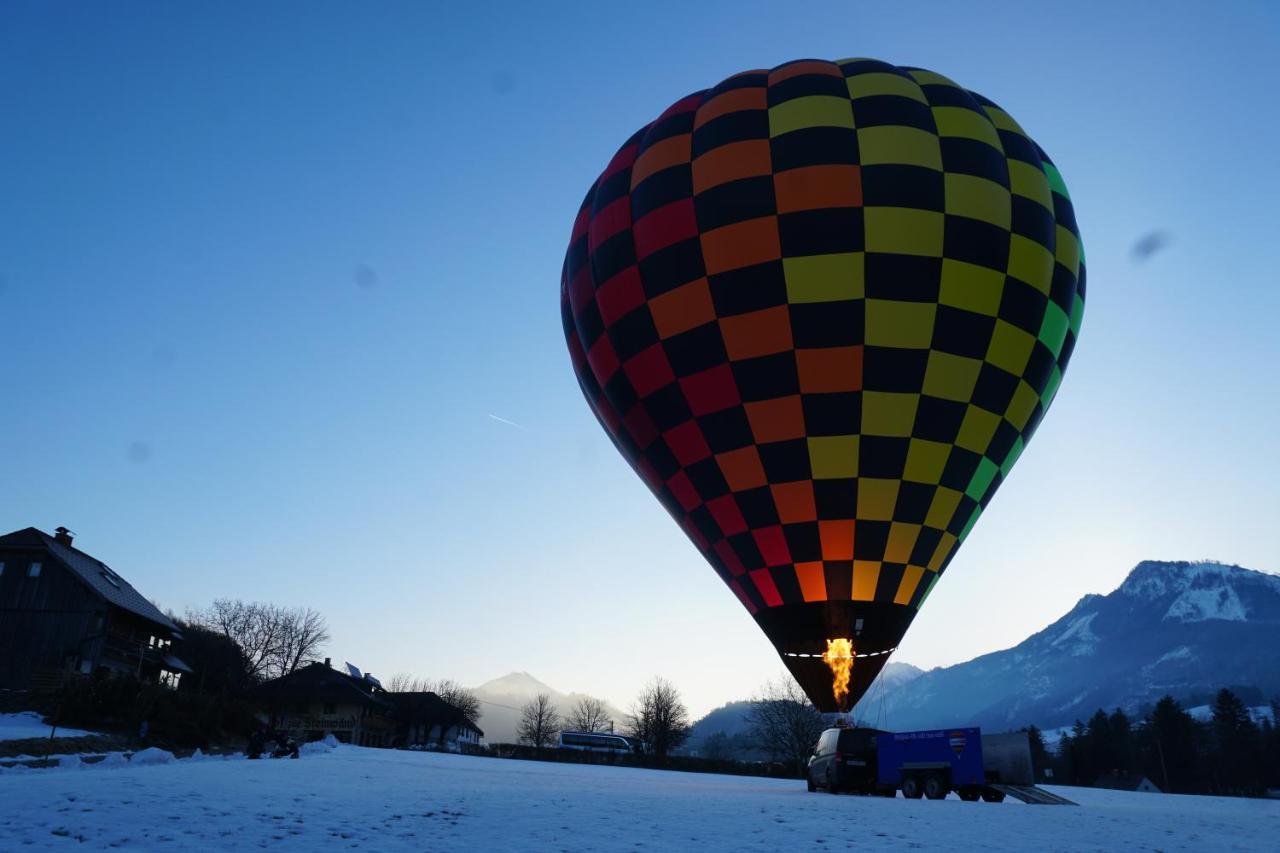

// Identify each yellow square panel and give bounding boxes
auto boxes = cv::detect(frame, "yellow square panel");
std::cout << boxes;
[923,350,982,402]
[1007,234,1055,295]
[866,299,936,348]
[856,126,943,170]
[906,68,961,88]
[894,565,926,605]
[861,391,919,437]
[944,173,1010,229]
[904,438,951,484]
[956,405,1001,454]
[846,72,928,103]
[783,252,864,303]
[857,477,900,520]
[939,258,1005,314]
[852,561,881,601]
[1055,225,1080,278]
[924,487,962,529]
[986,319,1035,377]
[928,532,958,571]
[807,435,859,478]
[885,522,922,564]
[1005,379,1040,431]
[769,95,854,137]
[1007,159,1054,212]
[980,105,1025,135]
[865,207,944,256]
[932,106,1002,150]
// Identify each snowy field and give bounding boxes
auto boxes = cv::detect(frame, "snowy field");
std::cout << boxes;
[0,712,96,741]
[1,744,1276,851]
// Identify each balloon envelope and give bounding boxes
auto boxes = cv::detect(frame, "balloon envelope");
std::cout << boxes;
[561,58,1084,711]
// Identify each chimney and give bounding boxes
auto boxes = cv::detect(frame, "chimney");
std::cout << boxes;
[324,657,332,668]
[54,526,74,546]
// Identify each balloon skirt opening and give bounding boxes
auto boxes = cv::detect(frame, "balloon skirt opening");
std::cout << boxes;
[753,601,916,713]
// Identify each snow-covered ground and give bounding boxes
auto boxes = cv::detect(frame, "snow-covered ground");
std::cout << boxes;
[1,744,1276,850]
[0,712,97,741]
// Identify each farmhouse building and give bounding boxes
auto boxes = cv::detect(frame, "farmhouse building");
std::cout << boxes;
[0,526,191,691]
[255,660,483,750]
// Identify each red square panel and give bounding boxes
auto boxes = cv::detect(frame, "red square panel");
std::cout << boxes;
[596,266,645,327]
[679,363,741,417]
[750,569,783,607]
[706,494,748,536]
[665,470,702,512]
[752,525,792,567]
[586,336,619,384]
[633,198,698,260]
[663,420,711,466]
[715,539,746,577]
[623,343,675,397]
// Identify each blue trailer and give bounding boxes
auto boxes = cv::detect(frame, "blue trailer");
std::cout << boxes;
[807,725,1072,802]
[875,727,996,801]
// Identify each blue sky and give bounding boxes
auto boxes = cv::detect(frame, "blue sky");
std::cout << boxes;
[2,1,1278,717]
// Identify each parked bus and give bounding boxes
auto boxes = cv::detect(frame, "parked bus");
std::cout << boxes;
[557,731,640,754]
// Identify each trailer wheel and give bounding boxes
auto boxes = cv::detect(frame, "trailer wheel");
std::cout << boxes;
[923,774,948,800]
[981,788,1006,803]
[958,788,980,802]
[806,776,816,792]
[901,775,923,799]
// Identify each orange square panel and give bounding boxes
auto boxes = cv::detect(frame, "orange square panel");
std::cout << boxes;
[720,305,793,361]
[796,346,863,393]
[716,445,767,492]
[771,480,817,523]
[773,165,862,214]
[700,216,781,275]
[648,278,716,339]
[692,139,773,194]
[819,519,855,560]
[745,394,806,443]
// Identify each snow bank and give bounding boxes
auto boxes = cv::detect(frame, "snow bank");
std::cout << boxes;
[300,733,340,756]
[0,712,96,741]
[187,748,205,761]
[97,752,128,768]
[1,746,1276,850]
[129,747,175,766]
[58,754,82,769]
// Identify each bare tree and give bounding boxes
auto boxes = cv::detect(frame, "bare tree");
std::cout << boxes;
[187,599,284,682]
[425,679,482,727]
[567,696,612,733]
[387,672,425,693]
[518,692,560,749]
[187,600,329,683]
[746,676,826,774]
[272,607,330,678]
[627,677,691,759]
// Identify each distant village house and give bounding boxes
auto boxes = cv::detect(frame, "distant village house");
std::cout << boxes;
[0,526,191,691]
[255,659,483,751]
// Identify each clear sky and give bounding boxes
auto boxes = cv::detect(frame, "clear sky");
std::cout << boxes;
[3,2,1278,718]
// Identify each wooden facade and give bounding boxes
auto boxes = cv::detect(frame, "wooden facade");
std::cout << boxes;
[0,527,189,691]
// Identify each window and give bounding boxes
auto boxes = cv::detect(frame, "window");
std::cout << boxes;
[28,562,41,578]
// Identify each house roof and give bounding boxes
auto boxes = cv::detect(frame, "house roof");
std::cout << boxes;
[386,691,484,737]
[255,661,395,710]
[0,527,178,632]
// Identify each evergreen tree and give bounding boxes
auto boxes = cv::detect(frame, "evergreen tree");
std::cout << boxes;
[1142,695,1199,793]
[1211,688,1262,794]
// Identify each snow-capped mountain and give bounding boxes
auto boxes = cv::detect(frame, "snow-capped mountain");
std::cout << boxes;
[470,672,629,744]
[858,561,1280,731]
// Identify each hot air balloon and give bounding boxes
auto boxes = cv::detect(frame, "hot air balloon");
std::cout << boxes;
[560,58,1084,712]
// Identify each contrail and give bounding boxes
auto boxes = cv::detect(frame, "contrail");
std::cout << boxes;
[487,413,526,429]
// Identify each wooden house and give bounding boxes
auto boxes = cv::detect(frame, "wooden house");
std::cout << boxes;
[0,526,191,690]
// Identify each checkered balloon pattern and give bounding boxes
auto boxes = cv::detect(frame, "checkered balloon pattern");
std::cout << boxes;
[561,58,1083,697]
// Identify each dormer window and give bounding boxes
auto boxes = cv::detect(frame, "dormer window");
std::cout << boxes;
[28,562,41,578]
